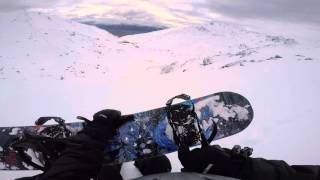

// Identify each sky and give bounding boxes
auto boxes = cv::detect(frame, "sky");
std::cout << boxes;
[0,0,319,27]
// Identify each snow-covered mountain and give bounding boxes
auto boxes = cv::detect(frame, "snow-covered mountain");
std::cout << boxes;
[1,10,320,180]
[0,11,134,81]
[1,11,318,81]
[121,21,318,74]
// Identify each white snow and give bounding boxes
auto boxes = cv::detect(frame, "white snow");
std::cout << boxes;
[1,10,320,180]
[0,163,5,169]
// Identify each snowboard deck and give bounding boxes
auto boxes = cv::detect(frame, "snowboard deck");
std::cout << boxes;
[0,92,253,170]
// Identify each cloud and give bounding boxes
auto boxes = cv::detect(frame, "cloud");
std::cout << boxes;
[200,0,320,25]
[1,0,319,26]
[55,1,200,27]
[54,2,166,27]
[0,1,37,11]
[0,0,80,12]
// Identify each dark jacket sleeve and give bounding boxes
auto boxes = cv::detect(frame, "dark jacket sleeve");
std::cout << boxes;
[178,145,320,180]
[248,158,320,180]
[39,134,105,180]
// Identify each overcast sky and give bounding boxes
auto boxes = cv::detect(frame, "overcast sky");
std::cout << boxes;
[0,0,319,27]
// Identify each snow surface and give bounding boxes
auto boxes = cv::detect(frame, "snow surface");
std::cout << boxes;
[1,10,320,179]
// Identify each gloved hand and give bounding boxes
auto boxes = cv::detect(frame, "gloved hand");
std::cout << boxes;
[178,145,252,178]
[134,155,172,175]
[80,109,122,142]
[21,110,125,180]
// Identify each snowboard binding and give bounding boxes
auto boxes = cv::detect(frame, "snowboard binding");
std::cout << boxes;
[10,114,133,170]
[166,94,217,148]
[9,117,74,170]
[10,132,67,170]
[35,117,73,138]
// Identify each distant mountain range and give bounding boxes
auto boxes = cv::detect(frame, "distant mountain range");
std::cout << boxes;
[82,22,167,37]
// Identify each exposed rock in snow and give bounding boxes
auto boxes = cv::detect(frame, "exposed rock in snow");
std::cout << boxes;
[200,57,214,66]
[160,62,177,74]
[266,55,283,60]
[265,35,298,45]
[221,60,246,69]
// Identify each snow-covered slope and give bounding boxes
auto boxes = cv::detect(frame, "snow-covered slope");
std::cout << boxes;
[0,10,131,81]
[1,11,320,180]
[121,21,318,74]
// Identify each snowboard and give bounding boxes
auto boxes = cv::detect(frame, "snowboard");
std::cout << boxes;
[0,92,253,170]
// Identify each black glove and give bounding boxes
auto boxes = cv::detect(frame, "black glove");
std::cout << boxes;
[80,109,122,142]
[134,155,172,175]
[178,145,252,178]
